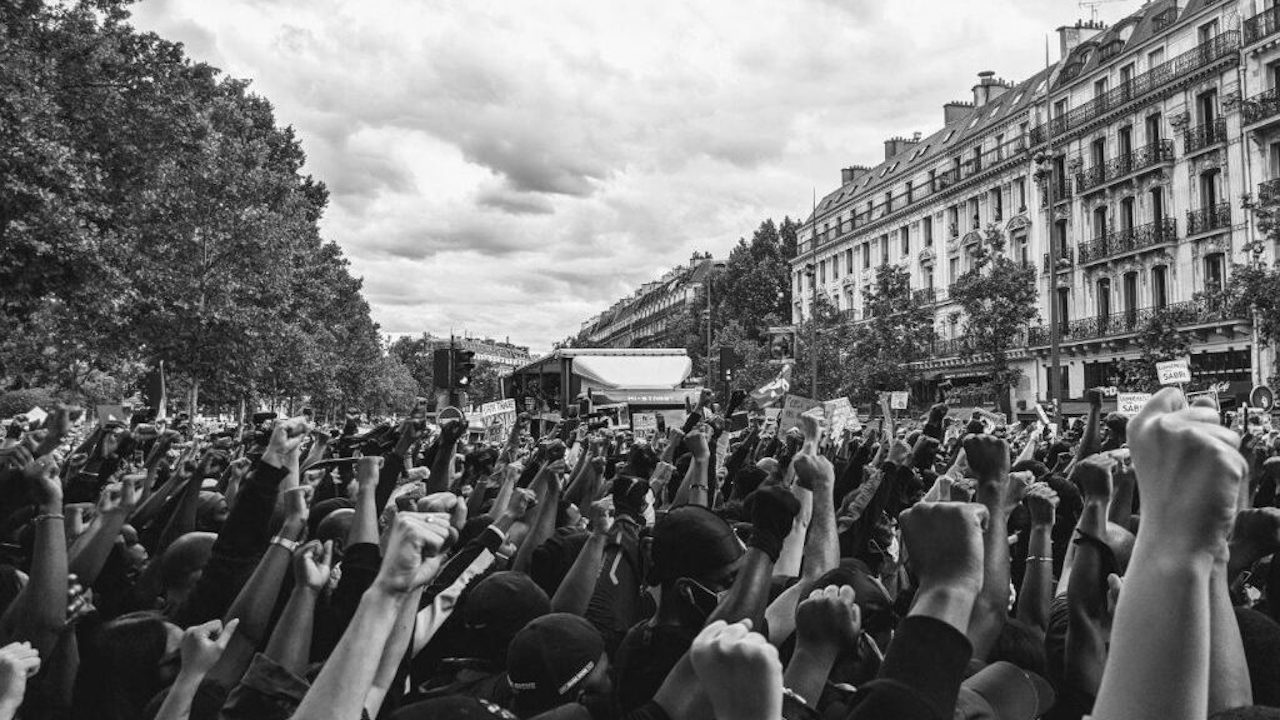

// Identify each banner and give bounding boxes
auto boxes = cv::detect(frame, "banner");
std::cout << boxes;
[778,395,822,432]
[751,364,792,408]
[1116,393,1152,416]
[1156,358,1192,386]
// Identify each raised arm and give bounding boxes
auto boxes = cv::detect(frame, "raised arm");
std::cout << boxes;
[1015,482,1058,631]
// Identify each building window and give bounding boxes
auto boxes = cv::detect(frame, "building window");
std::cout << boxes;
[1094,77,1109,98]
[884,191,893,213]
[994,134,1004,161]
[969,197,980,229]
[905,180,914,203]
[900,226,910,256]
[862,243,871,269]
[1120,63,1135,85]
[831,255,839,280]
[1096,277,1112,318]
[1152,265,1168,309]
[990,187,1003,221]
[1198,19,1219,45]
[879,235,889,263]
[1015,177,1027,211]
[949,257,960,284]
[948,206,960,236]
[923,216,934,246]
[1204,252,1225,293]
[846,249,854,274]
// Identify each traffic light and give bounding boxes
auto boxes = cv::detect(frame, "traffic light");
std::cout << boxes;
[718,346,740,384]
[452,349,476,388]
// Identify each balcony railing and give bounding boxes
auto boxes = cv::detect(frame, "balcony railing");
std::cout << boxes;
[1077,218,1178,265]
[912,288,938,305]
[1074,140,1175,193]
[1245,4,1280,45]
[1031,32,1240,144]
[1185,118,1227,154]
[1042,247,1075,273]
[1186,202,1231,236]
[1243,87,1280,126]
[1028,296,1235,347]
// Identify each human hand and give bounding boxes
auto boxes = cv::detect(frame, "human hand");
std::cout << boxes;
[178,618,240,678]
[962,434,1009,480]
[356,455,383,489]
[1086,387,1104,409]
[504,487,537,519]
[0,444,33,473]
[1129,388,1248,554]
[744,485,800,561]
[1072,453,1116,505]
[799,410,822,447]
[791,453,834,492]
[23,456,61,511]
[65,575,95,628]
[373,513,454,594]
[1024,481,1060,526]
[280,486,311,529]
[887,440,912,467]
[794,584,861,657]
[684,431,710,461]
[0,642,40,711]
[689,620,783,720]
[293,540,334,592]
[439,420,467,447]
[264,417,312,465]
[898,501,988,596]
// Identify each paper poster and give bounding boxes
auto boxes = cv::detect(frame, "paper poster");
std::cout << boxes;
[1156,358,1192,386]
[823,398,859,436]
[778,395,822,432]
[889,391,909,410]
[632,413,658,439]
[1116,392,1152,416]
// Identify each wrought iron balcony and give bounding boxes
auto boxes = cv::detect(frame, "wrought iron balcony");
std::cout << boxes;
[1074,140,1175,194]
[1027,297,1235,347]
[1077,218,1177,266]
[1243,87,1280,126]
[1040,181,1074,205]
[912,288,938,305]
[933,169,960,192]
[1030,32,1240,144]
[1042,247,1075,274]
[1186,202,1231,236]
[1245,4,1280,45]
[1184,118,1227,154]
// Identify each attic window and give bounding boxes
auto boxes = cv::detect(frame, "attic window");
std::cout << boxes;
[913,144,931,159]
[943,130,955,142]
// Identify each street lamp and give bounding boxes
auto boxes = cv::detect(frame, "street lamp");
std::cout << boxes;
[805,262,818,398]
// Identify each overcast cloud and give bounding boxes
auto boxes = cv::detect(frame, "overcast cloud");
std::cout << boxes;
[128,0,1143,353]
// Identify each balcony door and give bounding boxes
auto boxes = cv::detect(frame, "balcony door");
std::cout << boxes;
[1200,170,1220,209]
[1151,185,1165,224]
[1093,205,1109,240]
[1199,19,1220,45]
[1097,278,1112,325]
[1204,252,1225,293]
[1123,271,1139,328]
[1152,265,1169,309]
[1120,196,1136,233]
[1146,113,1162,144]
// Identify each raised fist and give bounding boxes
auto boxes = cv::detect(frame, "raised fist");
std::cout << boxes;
[962,434,1010,480]
[689,620,783,720]
[1129,388,1248,552]
[791,453,835,492]
[899,502,988,596]
[1024,482,1060,526]
[1071,454,1116,504]
[795,584,861,655]
[374,513,454,594]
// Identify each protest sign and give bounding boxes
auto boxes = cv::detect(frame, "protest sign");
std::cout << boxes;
[778,395,822,432]
[889,391,909,410]
[1156,358,1191,386]
[632,412,658,439]
[823,398,859,436]
[1116,393,1152,416]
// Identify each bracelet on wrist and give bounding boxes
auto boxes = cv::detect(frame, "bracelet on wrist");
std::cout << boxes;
[270,536,300,553]
[34,513,65,523]
[1027,555,1053,563]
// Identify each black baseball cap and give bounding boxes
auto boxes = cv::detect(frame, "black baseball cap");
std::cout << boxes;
[646,505,742,586]
[507,613,605,705]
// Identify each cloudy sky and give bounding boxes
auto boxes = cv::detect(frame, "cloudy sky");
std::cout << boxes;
[128,0,1142,353]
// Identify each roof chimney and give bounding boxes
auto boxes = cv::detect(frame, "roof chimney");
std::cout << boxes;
[884,135,923,161]
[944,101,975,125]
[841,165,871,185]
[971,70,1012,107]
[1057,19,1106,60]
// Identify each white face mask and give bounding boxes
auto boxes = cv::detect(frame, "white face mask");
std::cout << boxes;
[884,535,900,565]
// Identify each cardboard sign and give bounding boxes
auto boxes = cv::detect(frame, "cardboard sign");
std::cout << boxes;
[823,398,859,436]
[1116,393,1152,416]
[477,399,518,442]
[24,406,47,425]
[779,395,822,432]
[1156,359,1192,386]
[632,413,658,439]
[889,391,909,410]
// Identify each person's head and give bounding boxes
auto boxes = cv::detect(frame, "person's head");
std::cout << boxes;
[74,611,183,720]
[462,571,551,665]
[158,531,216,607]
[647,506,743,622]
[507,613,610,718]
[195,490,229,531]
[990,618,1048,677]
[315,508,355,547]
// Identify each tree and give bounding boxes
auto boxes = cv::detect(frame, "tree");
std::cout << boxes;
[388,335,436,398]
[1224,261,1280,388]
[467,361,506,406]
[711,218,797,342]
[948,226,1039,414]
[790,295,851,401]
[845,264,935,404]
[1110,308,1193,392]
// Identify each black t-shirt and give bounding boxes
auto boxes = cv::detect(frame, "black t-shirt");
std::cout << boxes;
[612,622,697,713]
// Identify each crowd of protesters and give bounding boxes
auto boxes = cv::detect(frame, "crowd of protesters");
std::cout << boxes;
[0,383,1277,720]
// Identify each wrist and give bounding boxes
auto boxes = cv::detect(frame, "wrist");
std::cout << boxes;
[38,500,63,515]
[791,640,840,669]
[279,519,306,540]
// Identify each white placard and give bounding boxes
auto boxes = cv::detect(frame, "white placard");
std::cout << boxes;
[889,391,909,410]
[823,398,859,436]
[779,395,822,432]
[1116,392,1153,416]
[1156,358,1192,386]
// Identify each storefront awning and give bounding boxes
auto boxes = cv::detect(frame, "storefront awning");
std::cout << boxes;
[572,354,691,390]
